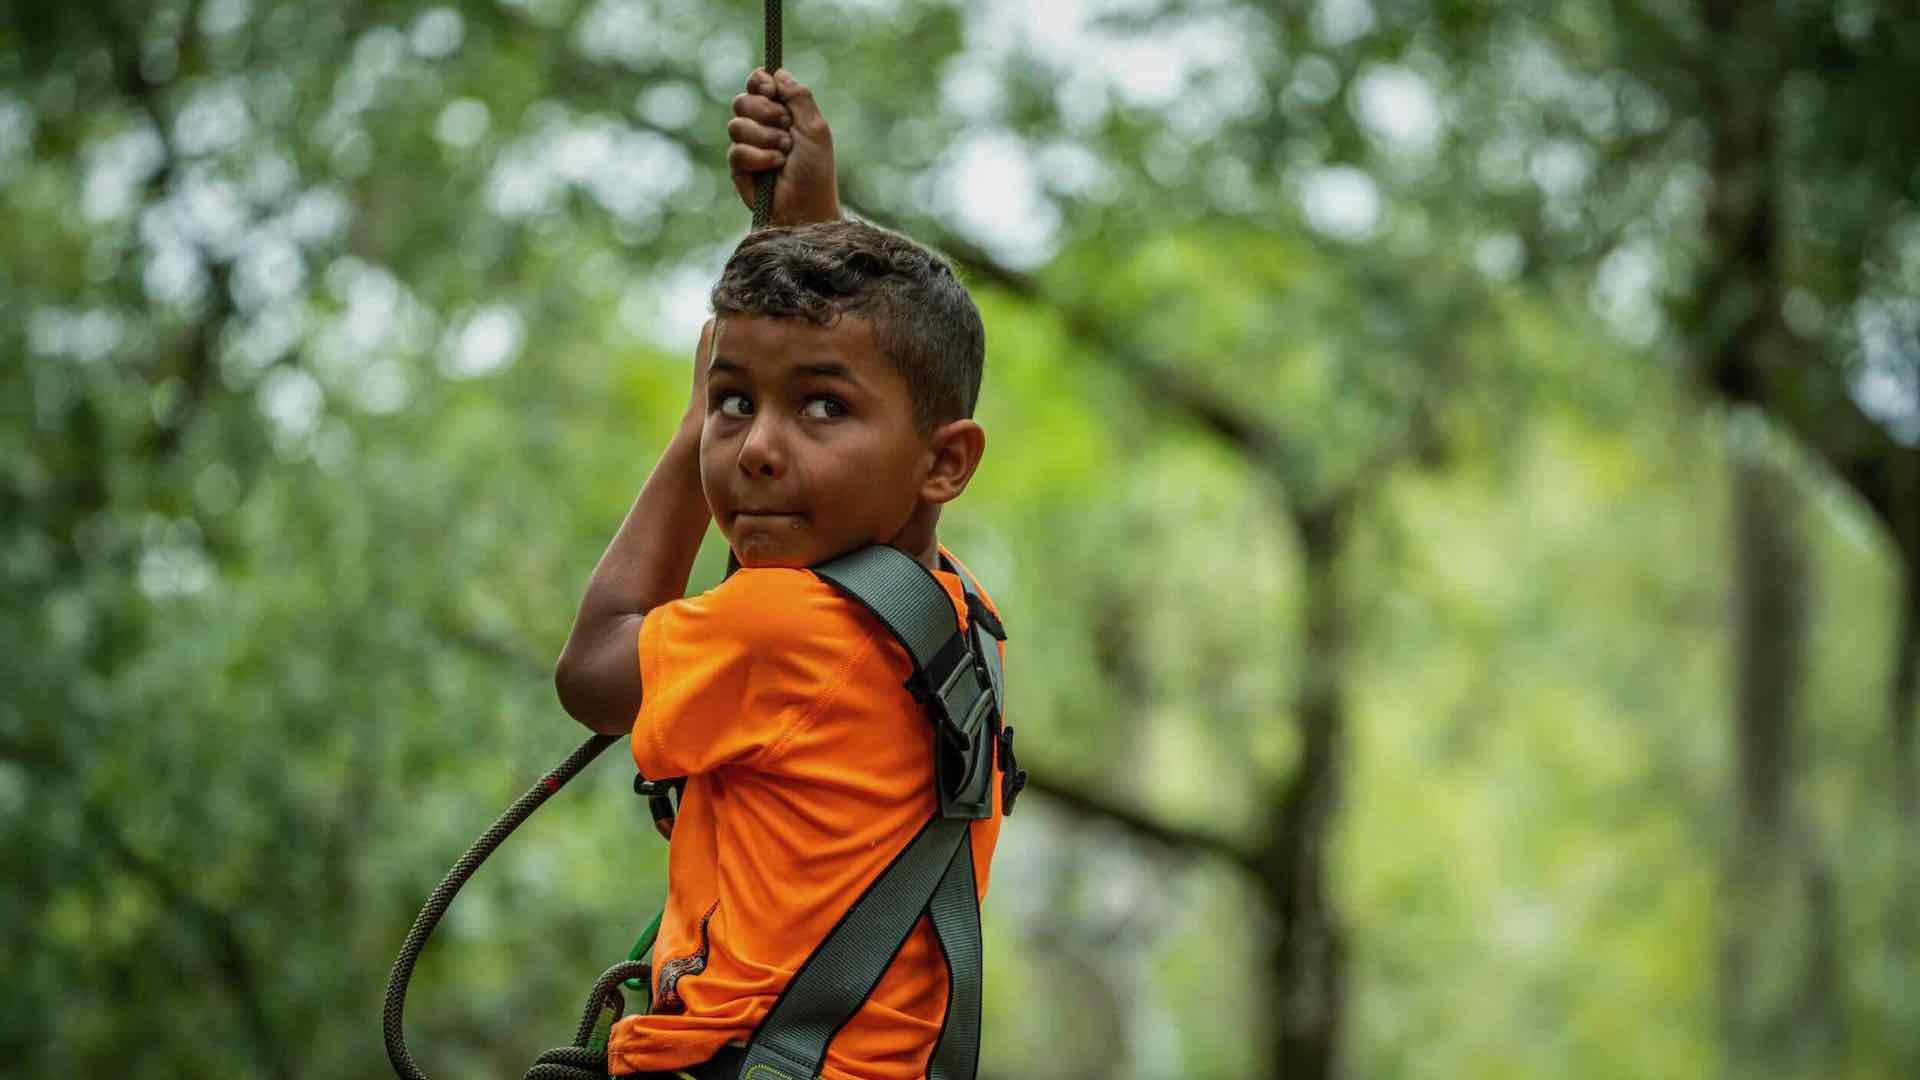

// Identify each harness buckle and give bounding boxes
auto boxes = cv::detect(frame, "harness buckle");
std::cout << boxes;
[905,669,975,753]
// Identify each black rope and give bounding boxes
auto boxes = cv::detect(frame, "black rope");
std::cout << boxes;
[383,733,620,1080]
[523,959,656,1080]
[752,0,782,229]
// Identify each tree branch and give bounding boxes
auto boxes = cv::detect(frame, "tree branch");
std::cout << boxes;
[435,621,1277,882]
[844,191,1308,481]
[1024,771,1269,883]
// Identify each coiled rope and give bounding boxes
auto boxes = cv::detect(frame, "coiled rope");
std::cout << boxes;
[384,4,783,1074]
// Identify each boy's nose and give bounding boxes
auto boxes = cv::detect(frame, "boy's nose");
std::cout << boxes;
[736,418,785,477]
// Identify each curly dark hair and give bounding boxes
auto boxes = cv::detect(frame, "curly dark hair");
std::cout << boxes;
[709,219,986,431]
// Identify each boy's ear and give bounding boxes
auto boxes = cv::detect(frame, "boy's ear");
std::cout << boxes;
[920,419,985,506]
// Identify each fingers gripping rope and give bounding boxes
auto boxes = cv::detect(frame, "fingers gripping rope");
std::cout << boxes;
[752,0,783,229]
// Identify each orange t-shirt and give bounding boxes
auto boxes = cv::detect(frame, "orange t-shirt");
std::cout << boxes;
[607,547,1006,1080]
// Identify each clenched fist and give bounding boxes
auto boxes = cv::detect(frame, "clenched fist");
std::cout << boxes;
[729,68,841,227]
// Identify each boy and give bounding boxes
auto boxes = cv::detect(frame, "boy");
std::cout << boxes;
[553,68,1017,1080]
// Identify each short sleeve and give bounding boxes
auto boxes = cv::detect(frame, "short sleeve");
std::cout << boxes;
[631,568,869,779]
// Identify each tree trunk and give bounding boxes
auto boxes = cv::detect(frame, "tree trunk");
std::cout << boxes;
[1890,449,1919,823]
[1718,438,1841,1077]
[1691,3,1846,1070]
[1890,544,1920,1076]
[1260,503,1350,1079]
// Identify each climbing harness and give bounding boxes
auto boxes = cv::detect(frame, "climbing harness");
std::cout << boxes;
[726,545,1011,1080]
[383,545,1024,1079]
[382,7,1031,1074]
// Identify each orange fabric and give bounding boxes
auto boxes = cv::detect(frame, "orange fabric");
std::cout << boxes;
[608,547,1005,1080]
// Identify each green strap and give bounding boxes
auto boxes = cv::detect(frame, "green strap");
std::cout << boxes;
[622,907,663,995]
[734,817,971,1080]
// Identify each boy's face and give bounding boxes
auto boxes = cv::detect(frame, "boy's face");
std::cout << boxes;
[700,314,935,569]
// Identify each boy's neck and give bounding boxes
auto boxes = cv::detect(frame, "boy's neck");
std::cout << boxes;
[889,504,942,571]
[906,533,940,571]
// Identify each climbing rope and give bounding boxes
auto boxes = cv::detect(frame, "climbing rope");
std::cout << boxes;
[752,0,782,229]
[386,5,784,1076]
[382,733,619,1079]
[521,959,655,1080]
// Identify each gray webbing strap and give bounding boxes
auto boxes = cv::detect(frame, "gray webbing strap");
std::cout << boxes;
[942,554,1003,713]
[924,828,982,1080]
[734,817,971,1080]
[925,555,992,1080]
[818,546,998,821]
[813,546,958,670]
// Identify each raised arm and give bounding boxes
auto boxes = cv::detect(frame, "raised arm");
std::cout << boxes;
[554,320,716,735]
[559,68,841,734]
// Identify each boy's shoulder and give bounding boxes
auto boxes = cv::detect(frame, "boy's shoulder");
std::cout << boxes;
[664,555,979,646]
[669,567,847,639]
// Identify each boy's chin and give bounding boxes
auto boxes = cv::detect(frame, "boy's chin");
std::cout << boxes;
[728,535,820,569]
[729,534,870,570]
[733,551,811,570]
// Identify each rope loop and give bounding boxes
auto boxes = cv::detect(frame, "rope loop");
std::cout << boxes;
[524,958,656,1080]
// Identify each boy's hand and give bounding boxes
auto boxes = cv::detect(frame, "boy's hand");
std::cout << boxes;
[682,317,716,433]
[729,68,841,227]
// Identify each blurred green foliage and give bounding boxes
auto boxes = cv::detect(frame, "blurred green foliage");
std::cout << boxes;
[3,1,1917,1077]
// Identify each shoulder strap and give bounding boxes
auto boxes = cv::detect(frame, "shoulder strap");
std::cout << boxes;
[813,545,959,673]
[814,547,998,822]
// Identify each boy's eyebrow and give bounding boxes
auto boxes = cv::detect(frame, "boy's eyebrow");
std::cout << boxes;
[795,361,856,380]
[707,356,862,384]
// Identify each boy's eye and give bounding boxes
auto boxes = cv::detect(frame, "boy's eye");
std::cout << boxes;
[717,392,754,418]
[802,396,848,420]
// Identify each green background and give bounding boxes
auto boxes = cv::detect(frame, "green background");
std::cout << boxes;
[5,1,1918,1076]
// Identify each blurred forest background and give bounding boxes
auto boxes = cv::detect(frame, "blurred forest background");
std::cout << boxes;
[5,0,1919,1077]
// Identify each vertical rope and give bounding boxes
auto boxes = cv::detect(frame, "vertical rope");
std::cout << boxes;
[752,0,783,229]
